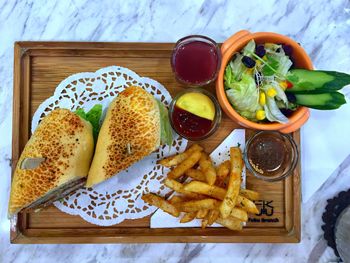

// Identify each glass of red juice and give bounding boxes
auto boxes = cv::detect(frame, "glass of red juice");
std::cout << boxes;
[171,35,221,87]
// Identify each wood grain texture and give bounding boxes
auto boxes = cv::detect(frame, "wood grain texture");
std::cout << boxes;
[11,42,301,244]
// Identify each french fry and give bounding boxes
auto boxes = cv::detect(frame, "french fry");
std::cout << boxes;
[179,199,219,212]
[168,195,186,205]
[144,144,261,232]
[181,180,257,214]
[185,168,206,182]
[142,193,180,217]
[168,150,202,179]
[182,181,258,209]
[236,195,259,214]
[180,212,196,223]
[207,209,220,226]
[196,209,209,219]
[164,178,184,192]
[239,189,260,201]
[216,216,243,231]
[215,160,231,187]
[230,207,248,222]
[201,219,208,229]
[183,181,226,200]
[202,208,213,228]
[158,144,203,167]
[164,178,205,199]
[199,153,217,185]
[219,147,243,218]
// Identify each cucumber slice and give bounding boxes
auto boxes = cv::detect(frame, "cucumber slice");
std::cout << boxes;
[288,92,346,110]
[287,69,350,93]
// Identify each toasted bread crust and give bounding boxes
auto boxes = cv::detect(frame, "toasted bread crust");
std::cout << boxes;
[86,86,160,187]
[8,109,94,216]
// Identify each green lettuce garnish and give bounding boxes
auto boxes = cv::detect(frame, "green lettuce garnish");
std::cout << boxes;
[75,108,87,120]
[75,104,103,141]
[264,96,288,123]
[225,73,261,121]
[226,54,245,83]
[224,64,234,89]
[275,55,293,77]
[243,40,256,56]
[261,55,279,76]
[156,100,173,147]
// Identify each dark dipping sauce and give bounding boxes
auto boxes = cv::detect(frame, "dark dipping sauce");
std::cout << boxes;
[172,40,219,85]
[171,106,213,139]
[247,133,288,176]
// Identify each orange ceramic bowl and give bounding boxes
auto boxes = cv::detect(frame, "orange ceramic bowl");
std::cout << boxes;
[216,30,313,133]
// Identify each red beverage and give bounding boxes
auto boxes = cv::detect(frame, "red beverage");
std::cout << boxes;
[171,106,213,139]
[171,36,221,86]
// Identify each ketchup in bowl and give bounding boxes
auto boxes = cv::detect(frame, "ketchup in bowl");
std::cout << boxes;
[171,35,221,86]
[172,106,213,138]
[169,89,221,141]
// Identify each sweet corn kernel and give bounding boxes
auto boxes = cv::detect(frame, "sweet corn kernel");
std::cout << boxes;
[279,81,288,90]
[256,60,262,66]
[262,55,267,61]
[246,68,254,74]
[259,92,266,106]
[256,110,266,120]
[267,88,277,97]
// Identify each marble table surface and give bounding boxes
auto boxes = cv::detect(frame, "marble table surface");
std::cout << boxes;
[1,0,350,262]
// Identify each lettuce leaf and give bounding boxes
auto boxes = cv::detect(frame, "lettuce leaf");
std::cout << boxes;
[262,55,279,76]
[75,104,103,142]
[230,54,245,81]
[263,82,288,105]
[86,104,103,141]
[75,108,87,120]
[265,97,288,123]
[262,44,292,78]
[225,54,246,88]
[267,53,292,78]
[225,73,261,121]
[224,64,235,89]
[157,100,173,147]
[243,40,256,56]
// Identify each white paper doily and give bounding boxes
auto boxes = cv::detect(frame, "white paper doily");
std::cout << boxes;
[31,66,188,226]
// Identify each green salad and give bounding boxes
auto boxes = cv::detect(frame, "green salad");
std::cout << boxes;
[224,40,350,123]
[75,104,103,142]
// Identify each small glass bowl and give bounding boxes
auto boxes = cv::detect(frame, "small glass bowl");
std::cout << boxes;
[169,88,221,141]
[171,35,221,87]
[243,131,299,182]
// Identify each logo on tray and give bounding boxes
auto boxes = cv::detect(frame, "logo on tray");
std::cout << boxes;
[248,200,279,223]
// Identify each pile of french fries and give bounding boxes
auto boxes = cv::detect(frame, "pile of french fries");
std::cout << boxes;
[142,144,260,231]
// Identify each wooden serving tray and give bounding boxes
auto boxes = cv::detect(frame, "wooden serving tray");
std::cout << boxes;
[12,42,301,243]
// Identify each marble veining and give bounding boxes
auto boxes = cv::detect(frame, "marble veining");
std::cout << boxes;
[1,0,350,262]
